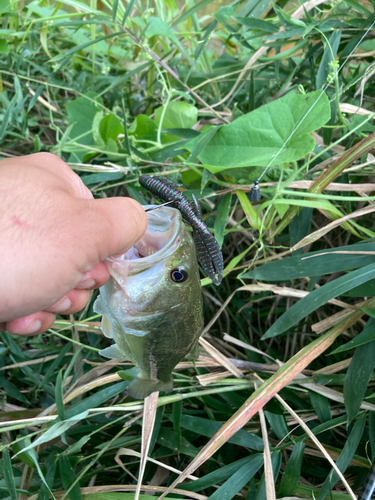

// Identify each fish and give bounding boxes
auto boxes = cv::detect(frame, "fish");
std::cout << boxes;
[139,175,224,285]
[94,206,204,399]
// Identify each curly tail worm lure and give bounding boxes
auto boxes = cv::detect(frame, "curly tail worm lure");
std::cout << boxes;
[139,175,224,285]
[359,463,375,500]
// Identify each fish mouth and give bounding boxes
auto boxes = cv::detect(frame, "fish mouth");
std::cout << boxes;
[111,206,183,264]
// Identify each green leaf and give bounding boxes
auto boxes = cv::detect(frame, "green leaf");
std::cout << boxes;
[362,307,375,318]
[262,262,375,339]
[243,241,375,281]
[182,456,261,492]
[144,17,179,43]
[254,451,282,500]
[186,126,220,163]
[99,114,123,143]
[172,0,218,25]
[0,39,9,53]
[0,100,15,141]
[265,411,289,441]
[274,4,306,27]
[0,0,13,13]
[316,31,341,89]
[66,435,90,456]
[235,17,278,32]
[16,411,89,455]
[207,454,264,500]
[27,85,44,112]
[121,0,137,24]
[162,128,200,139]
[317,413,366,500]
[344,327,375,424]
[289,207,312,255]
[236,190,261,230]
[194,20,217,60]
[1,378,29,404]
[26,446,56,500]
[214,193,232,248]
[172,400,182,450]
[185,90,330,172]
[129,114,158,143]
[175,414,264,451]
[55,369,65,421]
[370,411,375,461]
[12,439,36,468]
[81,172,124,186]
[154,101,198,130]
[331,320,375,355]
[65,380,131,418]
[65,92,100,146]
[278,442,305,497]
[59,455,82,500]
[37,458,57,500]
[309,391,332,425]
[3,449,18,500]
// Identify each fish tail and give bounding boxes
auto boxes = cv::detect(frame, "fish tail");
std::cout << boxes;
[127,374,174,399]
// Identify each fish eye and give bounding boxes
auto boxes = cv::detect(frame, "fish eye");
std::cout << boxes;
[170,268,188,283]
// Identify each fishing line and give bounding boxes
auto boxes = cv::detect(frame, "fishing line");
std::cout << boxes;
[249,18,375,202]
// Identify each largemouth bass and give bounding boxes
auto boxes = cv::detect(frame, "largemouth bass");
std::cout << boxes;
[94,206,204,399]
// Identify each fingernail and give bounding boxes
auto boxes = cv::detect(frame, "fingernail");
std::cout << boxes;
[19,319,42,335]
[51,296,72,313]
[76,278,96,289]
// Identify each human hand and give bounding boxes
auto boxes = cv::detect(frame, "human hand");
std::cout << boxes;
[0,153,147,335]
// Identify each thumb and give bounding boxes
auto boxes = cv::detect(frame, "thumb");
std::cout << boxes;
[75,196,148,267]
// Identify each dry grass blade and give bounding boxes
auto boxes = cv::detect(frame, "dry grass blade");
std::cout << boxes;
[116,448,199,480]
[256,381,276,500]
[339,103,374,115]
[0,353,72,371]
[157,319,347,500]
[292,205,375,251]
[27,485,208,500]
[203,284,354,343]
[273,392,356,500]
[256,181,375,192]
[199,337,243,378]
[135,391,159,500]
[312,359,352,375]
[223,333,278,362]
[295,374,375,411]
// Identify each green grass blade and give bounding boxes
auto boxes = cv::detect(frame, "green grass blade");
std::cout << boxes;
[344,331,375,424]
[263,262,375,339]
[3,449,18,500]
[317,413,366,500]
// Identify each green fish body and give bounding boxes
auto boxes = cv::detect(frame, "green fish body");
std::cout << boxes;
[94,206,204,399]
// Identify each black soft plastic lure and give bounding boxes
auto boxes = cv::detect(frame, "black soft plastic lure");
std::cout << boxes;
[139,175,224,285]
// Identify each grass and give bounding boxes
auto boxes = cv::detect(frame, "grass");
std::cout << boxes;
[1,0,375,499]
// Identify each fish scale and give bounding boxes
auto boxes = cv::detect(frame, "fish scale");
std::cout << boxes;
[139,175,224,285]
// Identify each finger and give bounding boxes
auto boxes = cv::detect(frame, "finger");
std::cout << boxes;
[5,153,93,200]
[6,311,56,336]
[74,196,148,266]
[31,153,93,199]
[76,262,110,290]
[46,289,90,314]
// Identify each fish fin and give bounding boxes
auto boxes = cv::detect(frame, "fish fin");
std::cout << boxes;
[94,292,115,339]
[185,337,200,360]
[127,375,174,399]
[93,296,103,314]
[99,344,126,360]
